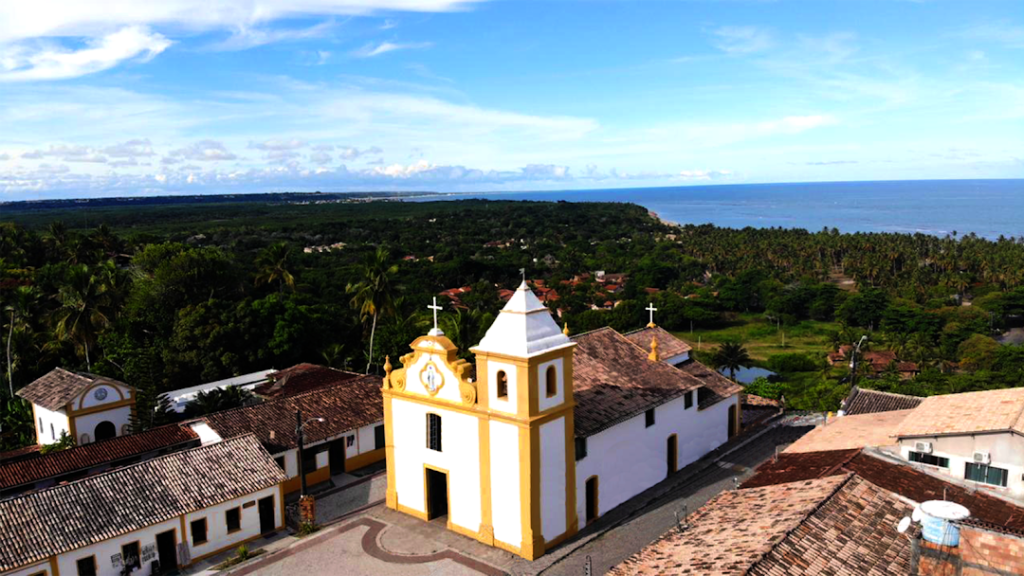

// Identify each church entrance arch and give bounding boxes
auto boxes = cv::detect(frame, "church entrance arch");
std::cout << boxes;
[425,466,449,521]
[95,421,116,442]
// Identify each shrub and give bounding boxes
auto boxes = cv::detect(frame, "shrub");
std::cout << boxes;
[766,353,818,373]
[744,377,784,400]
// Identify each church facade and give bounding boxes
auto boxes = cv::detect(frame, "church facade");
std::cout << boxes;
[382,283,742,560]
[17,368,137,446]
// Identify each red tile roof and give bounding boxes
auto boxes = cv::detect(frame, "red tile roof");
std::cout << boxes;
[841,386,923,416]
[0,425,199,491]
[16,368,131,411]
[623,325,692,360]
[203,374,383,453]
[741,449,860,489]
[255,363,367,399]
[0,444,41,464]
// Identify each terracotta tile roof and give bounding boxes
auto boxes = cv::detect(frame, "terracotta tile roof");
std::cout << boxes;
[743,393,782,408]
[748,475,916,576]
[255,363,368,399]
[744,449,1024,535]
[841,386,923,416]
[784,410,912,453]
[0,434,284,572]
[16,368,131,411]
[571,328,719,438]
[741,449,860,489]
[609,475,849,576]
[203,374,383,453]
[623,325,692,360]
[894,387,1024,438]
[675,360,744,410]
[0,444,41,464]
[0,424,199,491]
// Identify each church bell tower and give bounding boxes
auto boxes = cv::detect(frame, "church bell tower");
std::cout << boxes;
[470,281,578,559]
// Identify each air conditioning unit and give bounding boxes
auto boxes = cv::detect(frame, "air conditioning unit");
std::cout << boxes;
[973,451,991,465]
[915,441,932,454]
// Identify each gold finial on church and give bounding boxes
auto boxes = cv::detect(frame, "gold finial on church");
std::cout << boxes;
[384,355,392,376]
[649,336,660,362]
[563,323,570,336]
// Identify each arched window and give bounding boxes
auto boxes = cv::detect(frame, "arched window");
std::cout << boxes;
[426,413,442,452]
[496,371,508,399]
[94,421,116,442]
[546,366,558,398]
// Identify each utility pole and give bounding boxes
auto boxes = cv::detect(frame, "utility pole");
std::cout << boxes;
[296,410,307,497]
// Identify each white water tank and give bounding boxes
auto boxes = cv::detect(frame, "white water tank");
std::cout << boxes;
[919,500,970,546]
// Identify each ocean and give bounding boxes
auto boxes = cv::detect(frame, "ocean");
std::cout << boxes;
[420,179,1024,239]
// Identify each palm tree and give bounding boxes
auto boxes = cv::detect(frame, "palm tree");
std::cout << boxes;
[184,386,255,417]
[440,307,495,356]
[254,242,296,292]
[712,341,752,382]
[347,247,399,374]
[50,264,112,370]
[4,286,41,396]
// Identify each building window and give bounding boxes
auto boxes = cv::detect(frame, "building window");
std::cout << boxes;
[966,462,1009,487]
[375,424,385,450]
[76,556,96,576]
[546,366,557,398]
[226,507,242,533]
[346,435,355,447]
[121,542,141,572]
[685,391,694,410]
[909,451,949,468]
[50,423,55,441]
[497,370,509,399]
[302,447,322,473]
[274,456,286,471]
[645,408,655,428]
[191,518,208,545]
[575,437,587,461]
[38,417,43,432]
[427,413,442,452]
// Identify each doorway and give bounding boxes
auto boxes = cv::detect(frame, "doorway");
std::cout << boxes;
[585,476,599,525]
[728,405,738,439]
[667,435,678,476]
[94,421,116,442]
[155,530,177,574]
[329,438,346,476]
[425,468,449,520]
[258,496,276,534]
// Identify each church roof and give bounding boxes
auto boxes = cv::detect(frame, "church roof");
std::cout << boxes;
[623,325,692,359]
[16,368,131,411]
[473,281,574,358]
[0,434,284,572]
[0,424,200,491]
[202,373,383,453]
[572,328,738,437]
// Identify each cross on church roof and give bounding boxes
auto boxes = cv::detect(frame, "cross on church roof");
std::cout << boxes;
[646,303,658,328]
[428,297,444,336]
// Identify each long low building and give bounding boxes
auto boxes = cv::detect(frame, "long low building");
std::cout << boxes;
[0,434,285,576]
[198,370,385,495]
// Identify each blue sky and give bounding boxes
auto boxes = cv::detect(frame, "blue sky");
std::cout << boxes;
[0,1,1022,199]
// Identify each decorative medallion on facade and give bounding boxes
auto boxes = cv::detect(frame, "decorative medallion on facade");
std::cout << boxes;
[420,362,445,396]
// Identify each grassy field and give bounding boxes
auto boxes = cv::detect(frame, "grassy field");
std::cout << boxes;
[673,313,840,362]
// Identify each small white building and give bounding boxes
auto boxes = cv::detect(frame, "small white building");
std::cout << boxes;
[382,282,741,560]
[0,434,285,576]
[159,369,274,414]
[17,368,136,446]
[893,387,1024,501]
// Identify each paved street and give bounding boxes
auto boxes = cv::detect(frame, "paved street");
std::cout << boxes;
[230,417,816,576]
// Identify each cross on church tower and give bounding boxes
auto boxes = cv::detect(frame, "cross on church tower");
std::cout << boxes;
[646,303,658,328]
[428,297,444,336]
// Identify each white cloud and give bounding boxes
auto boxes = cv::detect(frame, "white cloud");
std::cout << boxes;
[352,41,433,58]
[0,1,481,44]
[103,138,155,158]
[338,145,382,159]
[168,139,237,161]
[0,153,9,161]
[208,20,336,51]
[249,139,307,151]
[711,26,774,55]
[0,26,170,81]
[957,21,1024,48]
[310,151,333,164]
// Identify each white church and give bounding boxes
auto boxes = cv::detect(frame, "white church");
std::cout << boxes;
[381,282,742,560]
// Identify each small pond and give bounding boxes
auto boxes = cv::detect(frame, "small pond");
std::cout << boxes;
[718,365,776,384]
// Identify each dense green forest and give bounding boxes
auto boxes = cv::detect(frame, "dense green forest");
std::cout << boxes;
[4,198,1024,451]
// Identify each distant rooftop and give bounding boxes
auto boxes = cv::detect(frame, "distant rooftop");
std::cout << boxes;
[841,386,923,416]
[785,409,911,454]
[894,387,1024,438]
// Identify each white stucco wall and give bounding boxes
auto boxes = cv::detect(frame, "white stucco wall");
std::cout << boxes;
[183,485,281,560]
[34,405,69,445]
[55,516,180,576]
[664,352,690,365]
[347,422,384,458]
[899,432,1024,498]
[539,417,567,541]
[74,405,133,443]
[536,358,565,413]
[76,383,131,410]
[575,392,736,522]
[392,398,482,534]
[2,560,52,576]
[487,360,519,415]
[490,420,521,546]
